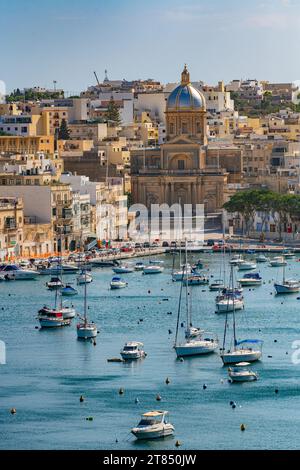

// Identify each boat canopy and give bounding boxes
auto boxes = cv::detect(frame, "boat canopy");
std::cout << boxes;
[243,273,262,279]
[235,339,263,346]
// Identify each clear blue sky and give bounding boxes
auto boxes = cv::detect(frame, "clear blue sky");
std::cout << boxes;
[1,0,300,93]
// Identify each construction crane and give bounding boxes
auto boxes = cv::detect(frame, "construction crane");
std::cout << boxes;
[93,71,100,86]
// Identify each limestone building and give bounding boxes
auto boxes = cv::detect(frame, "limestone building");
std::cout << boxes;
[131,66,242,213]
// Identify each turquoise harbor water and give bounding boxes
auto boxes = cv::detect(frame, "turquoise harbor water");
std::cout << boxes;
[1,252,300,450]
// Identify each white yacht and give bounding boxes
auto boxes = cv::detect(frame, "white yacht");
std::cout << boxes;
[46,277,64,290]
[120,342,146,360]
[238,260,257,271]
[131,411,175,440]
[134,262,145,271]
[229,255,244,266]
[183,274,209,286]
[143,265,164,274]
[209,279,225,291]
[0,264,39,280]
[112,264,134,274]
[77,271,93,284]
[270,256,287,267]
[228,362,258,382]
[256,254,268,263]
[110,276,127,289]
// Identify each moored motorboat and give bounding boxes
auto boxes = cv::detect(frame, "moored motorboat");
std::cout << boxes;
[46,277,64,290]
[182,274,209,286]
[216,296,244,313]
[112,264,134,274]
[77,271,93,284]
[110,276,127,289]
[238,273,262,287]
[270,256,287,267]
[131,411,175,440]
[120,341,146,360]
[134,262,145,271]
[0,264,40,280]
[143,265,164,274]
[61,284,78,296]
[229,255,244,266]
[256,254,268,263]
[228,362,258,382]
[209,279,225,291]
[238,260,257,271]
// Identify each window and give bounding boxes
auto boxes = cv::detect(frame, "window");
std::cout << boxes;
[169,123,174,134]
[178,160,185,170]
[196,122,201,133]
[182,122,188,134]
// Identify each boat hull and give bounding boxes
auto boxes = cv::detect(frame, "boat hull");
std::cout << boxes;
[39,318,71,328]
[131,425,174,440]
[77,325,97,339]
[274,283,300,294]
[221,350,262,364]
[228,371,258,382]
[216,300,244,313]
[175,341,218,357]
[238,280,262,287]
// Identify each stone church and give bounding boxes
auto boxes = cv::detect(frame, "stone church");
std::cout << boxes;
[131,65,242,213]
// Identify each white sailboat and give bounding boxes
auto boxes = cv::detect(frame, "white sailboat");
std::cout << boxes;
[77,267,98,340]
[220,267,262,365]
[174,241,218,357]
[274,264,300,294]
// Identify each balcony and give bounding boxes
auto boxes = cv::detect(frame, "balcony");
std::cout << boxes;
[4,218,17,230]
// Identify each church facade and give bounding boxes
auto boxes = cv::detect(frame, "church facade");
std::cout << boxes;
[131,66,242,213]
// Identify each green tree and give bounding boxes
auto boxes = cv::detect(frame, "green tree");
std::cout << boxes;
[58,118,70,140]
[105,96,122,126]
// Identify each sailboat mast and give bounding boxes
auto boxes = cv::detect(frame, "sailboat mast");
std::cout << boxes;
[232,265,237,347]
[59,227,63,309]
[84,258,87,326]
[174,270,184,347]
[185,239,189,327]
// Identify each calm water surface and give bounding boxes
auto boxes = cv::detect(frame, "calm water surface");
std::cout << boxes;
[1,253,300,450]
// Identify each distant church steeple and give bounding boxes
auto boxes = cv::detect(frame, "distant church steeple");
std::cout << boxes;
[104,69,109,82]
[181,64,190,86]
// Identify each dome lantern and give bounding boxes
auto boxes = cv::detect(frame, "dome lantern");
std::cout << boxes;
[181,64,190,86]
